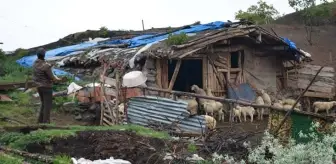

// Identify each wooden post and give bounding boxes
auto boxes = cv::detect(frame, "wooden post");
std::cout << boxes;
[115,70,120,124]
[156,59,162,89]
[202,56,207,89]
[168,60,182,91]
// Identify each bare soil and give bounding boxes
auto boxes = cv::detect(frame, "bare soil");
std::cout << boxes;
[27,130,168,164]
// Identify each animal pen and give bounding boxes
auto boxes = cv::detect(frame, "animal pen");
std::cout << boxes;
[94,23,334,141]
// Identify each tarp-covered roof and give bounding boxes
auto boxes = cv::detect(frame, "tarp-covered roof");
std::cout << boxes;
[16,21,311,77]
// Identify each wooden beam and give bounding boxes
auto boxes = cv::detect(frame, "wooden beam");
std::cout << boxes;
[214,61,227,68]
[218,68,241,73]
[203,56,207,89]
[168,60,182,91]
[155,59,162,88]
[208,56,226,88]
[304,91,334,99]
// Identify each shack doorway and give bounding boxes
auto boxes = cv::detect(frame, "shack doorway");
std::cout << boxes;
[168,59,203,92]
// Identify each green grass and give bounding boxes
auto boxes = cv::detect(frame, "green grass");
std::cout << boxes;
[0,91,36,126]
[0,49,31,84]
[0,124,170,150]
[53,155,72,164]
[0,153,24,164]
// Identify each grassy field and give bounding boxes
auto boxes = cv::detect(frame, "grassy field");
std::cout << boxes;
[0,49,32,84]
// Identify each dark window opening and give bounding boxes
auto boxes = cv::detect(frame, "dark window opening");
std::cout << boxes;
[230,50,244,68]
[168,59,203,92]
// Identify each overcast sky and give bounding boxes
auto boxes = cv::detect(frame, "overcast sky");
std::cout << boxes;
[0,0,294,51]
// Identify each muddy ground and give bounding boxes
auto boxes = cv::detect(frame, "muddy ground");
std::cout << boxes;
[22,118,268,163]
[27,130,170,164]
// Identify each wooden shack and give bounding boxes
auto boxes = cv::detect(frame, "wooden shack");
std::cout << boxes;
[140,25,311,97]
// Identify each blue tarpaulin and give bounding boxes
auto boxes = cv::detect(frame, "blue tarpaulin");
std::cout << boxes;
[16,21,303,78]
[227,83,256,103]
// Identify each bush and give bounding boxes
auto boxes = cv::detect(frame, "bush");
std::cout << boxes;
[210,121,336,163]
[166,33,189,46]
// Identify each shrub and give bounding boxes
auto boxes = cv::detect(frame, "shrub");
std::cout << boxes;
[166,33,189,46]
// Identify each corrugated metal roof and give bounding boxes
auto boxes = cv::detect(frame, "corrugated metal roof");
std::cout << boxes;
[127,96,207,134]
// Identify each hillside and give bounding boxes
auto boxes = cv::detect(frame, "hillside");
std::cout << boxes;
[275,2,336,26]
[262,24,336,66]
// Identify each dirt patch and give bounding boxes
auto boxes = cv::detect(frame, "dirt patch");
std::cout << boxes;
[27,130,168,164]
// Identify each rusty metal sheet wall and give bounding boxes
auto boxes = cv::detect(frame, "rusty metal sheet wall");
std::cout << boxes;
[127,96,207,134]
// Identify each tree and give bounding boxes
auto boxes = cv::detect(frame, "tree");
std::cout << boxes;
[99,26,109,37]
[235,0,280,24]
[288,0,336,45]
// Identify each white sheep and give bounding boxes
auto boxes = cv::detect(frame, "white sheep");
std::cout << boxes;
[191,84,207,105]
[313,101,336,115]
[202,101,217,116]
[218,109,225,122]
[206,88,226,122]
[118,103,125,117]
[255,96,265,120]
[232,107,242,123]
[236,105,255,122]
[260,89,271,105]
[282,98,301,109]
[204,115,217,131]
[273,100,284,109]
[283,104,300,111]
[173,95,199,116]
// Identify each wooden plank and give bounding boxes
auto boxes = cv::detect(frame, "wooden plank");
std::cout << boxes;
[168,60,182,91]
[304,91,334,99]
[162,60,169,89]
[203,56,207,89]
[287,80,334,93]
[208,56,225,88]
[218,68,241,73]
[155,59,162,88]
[288,78,334,88]
[304,64,335,72]
[288,68,334,77]
[103,118,113,126]
[288,74,335,83]
[214,61,227,68]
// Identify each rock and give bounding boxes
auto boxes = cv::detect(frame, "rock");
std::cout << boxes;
[74,114,82,120]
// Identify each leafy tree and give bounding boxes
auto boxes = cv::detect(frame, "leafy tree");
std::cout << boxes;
[99,26,109,37]
[235,0,280,24]
[288,0,336,44]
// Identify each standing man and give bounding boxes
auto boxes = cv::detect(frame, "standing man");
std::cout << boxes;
[32,48,64,124]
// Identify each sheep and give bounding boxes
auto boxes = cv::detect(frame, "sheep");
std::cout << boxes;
[191,84,207,106]
[273,100,284,109]
[118,103,125,117]
[260,89,272,105]
[255,96,265,120]
[283,104,300,111]
[313,101,336,115]
[236,105,255,122]
[218,109,225,122]
[202,101,217,116]
[170,95,198,116]
[206,88,227,122]
[232,107,242,123]
[282,98,301,109]
[204,115,217,130]
[179,96,198,116]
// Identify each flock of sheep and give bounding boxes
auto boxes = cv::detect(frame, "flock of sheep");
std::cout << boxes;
[112,84,336,131]
[171,85,336,130]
